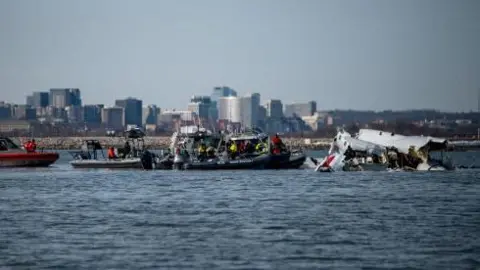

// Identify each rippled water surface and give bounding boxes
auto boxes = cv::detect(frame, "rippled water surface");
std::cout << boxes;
[1,151,479,269]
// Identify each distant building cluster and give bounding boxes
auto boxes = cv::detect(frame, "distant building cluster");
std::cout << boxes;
[0,86,477,136]
[171,86,330,133]
[0,86,331,134]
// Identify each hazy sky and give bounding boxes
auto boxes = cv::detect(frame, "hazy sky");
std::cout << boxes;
[0,0,479,112]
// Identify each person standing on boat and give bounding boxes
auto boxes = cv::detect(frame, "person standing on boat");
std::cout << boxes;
[198,141,207,161]
[271,133,284,154]
[245,141,255,154]
[229,141,238,160]
[123,141,131,158]
[239,141,246,153]
[255,142,267,153]
[108,146,117,159]
[24,140,35,153]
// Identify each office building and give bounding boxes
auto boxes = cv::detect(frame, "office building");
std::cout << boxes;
[218,96,241,123]
[45,106,67,121]
[13,105,36,120]
[211,86,237,121]
[69,89,82,106]
[0,103,12,120]
[187,95,215,120]
[32,92,50,108]
[264,99,283,118]
[302,112,329,131]
[284,101,317,117]
[49,88,81,108]
[240,93,260,128]
[143,105,161,125]
[26,96,34,107]
[211,86,237,102]
[66,105,83,123]
[101,107,124,129]
[115,97,142,127]
[83,104,104,124]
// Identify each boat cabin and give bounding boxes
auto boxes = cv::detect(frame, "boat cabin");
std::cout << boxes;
[226,130,271,155]
[181,130,222,154]
[70,140,104,160]
[118,125,154,158]
[0,137,21,151]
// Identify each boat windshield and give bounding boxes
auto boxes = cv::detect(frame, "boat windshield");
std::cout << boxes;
[0,138,20,150]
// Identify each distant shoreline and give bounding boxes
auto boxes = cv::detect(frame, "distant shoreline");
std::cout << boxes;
[10,136,479,151]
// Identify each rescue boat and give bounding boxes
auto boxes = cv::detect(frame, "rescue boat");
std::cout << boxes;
[0,137,59,167]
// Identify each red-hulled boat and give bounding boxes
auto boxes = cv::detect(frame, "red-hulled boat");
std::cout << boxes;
[0,137,59,167]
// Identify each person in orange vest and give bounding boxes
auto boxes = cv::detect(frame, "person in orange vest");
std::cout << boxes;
[271,133,283,146]
[24,140,33,152]
[107,146,117,159]
[271,133,284,154]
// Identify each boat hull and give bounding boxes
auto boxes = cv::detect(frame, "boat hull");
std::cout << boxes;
[70,158,144,169]
[265,152,306,169]
[184,154,270,170]
[0,152,59,168]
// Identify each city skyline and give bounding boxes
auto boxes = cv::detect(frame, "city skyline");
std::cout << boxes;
[1,0,479,112]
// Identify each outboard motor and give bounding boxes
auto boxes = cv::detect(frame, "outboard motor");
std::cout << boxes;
[141,151,154,170]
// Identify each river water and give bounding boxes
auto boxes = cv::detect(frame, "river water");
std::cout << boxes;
[0,151,479,269]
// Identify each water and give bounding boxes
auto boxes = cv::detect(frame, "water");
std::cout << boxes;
[1,151,479,269]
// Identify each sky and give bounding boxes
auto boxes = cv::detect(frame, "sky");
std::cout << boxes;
[0,0,479,112]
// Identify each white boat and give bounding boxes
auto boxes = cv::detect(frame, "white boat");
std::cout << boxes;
[70,126,157,170]
[356,129,454,171]
[70,157,144,169]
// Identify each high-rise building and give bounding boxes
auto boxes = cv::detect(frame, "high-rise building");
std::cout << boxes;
[115,97,143,127]
[187,95,214,120]
[218,96,241,123]
[13,105,36,120]
[0,103,12,120]
[50,89,69,108]
[211,86,237,102]
[49,88,81,108]
[66,105,83,123]
[45,106,67,121]
[240,93,261,128]
[211,86,237,121]
[143,105,161,125]
[284,101,317,117]
[69,89,82,106]
[101,107,124,129]
[32,92,49,108]
[83,104,104,124]
[264,99,283,118]
[26,96,34,107]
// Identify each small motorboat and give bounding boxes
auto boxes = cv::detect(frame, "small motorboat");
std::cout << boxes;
[227,130,307,169]
[70,127,157,170]
[0,137,59,168]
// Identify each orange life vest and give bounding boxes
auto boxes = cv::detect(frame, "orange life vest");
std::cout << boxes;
[108,148,115,158]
